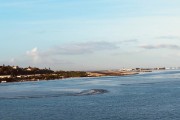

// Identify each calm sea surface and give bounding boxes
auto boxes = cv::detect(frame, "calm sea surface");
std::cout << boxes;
[1,70,180,120]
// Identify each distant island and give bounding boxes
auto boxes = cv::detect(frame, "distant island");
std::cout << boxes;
[0,65,166,83]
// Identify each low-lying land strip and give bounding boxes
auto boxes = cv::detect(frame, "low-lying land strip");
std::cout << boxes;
[0,65,165,83]
[87,71,139,77]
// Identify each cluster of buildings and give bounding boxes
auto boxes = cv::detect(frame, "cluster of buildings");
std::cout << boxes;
[120,67,166,72]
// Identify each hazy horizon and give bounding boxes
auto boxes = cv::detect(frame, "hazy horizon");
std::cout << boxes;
[1,0,180,70]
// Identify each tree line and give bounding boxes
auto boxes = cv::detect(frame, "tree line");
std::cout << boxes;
[0,65,88,83]
[0,65,53,76]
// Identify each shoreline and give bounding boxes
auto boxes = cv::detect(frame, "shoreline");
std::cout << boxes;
[0,71,140,83]
[0,67,167,83]
[87,71,139,77]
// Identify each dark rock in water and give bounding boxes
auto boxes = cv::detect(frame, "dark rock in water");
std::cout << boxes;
[75,89,108,96]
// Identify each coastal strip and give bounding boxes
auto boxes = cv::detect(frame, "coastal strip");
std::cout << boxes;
[0,65,166,83]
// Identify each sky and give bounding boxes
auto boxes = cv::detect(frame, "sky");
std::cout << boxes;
[1,0,180,70]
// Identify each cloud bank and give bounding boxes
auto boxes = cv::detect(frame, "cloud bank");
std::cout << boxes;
[3,40,138,70]
[140,44,180,50]
[46,41,120,56]
[156,35,180,40]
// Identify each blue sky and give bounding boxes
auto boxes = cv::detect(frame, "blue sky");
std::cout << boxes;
[1,0,180,70]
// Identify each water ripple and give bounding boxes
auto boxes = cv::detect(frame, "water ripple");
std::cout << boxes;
[0,89,108,99]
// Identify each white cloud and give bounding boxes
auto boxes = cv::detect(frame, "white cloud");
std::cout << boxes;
[26,47,40,63]
[10,58,15,63]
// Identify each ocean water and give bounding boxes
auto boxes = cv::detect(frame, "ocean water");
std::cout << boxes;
[1,70,180,120]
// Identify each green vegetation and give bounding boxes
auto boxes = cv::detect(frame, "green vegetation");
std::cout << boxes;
[55,71,87,78]
[0,65,53,76]
[0,65,88,83]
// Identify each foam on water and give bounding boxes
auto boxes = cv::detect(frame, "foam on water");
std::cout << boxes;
[75,89,108,96]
